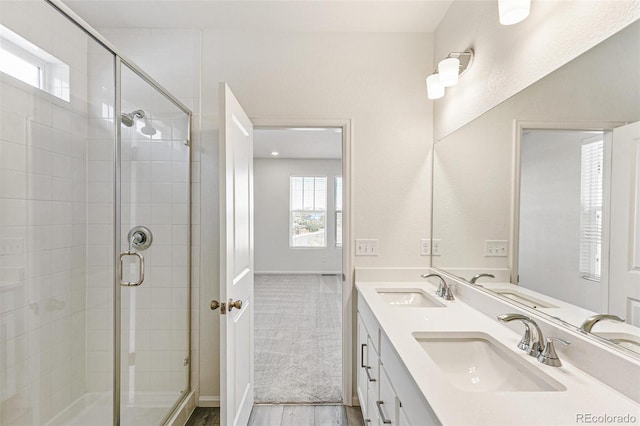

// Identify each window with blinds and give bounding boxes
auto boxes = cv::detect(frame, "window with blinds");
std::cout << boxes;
[579,135,604,281]
[290,176,327,247]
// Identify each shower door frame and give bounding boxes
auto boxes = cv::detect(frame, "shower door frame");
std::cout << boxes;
[44,1,193,424]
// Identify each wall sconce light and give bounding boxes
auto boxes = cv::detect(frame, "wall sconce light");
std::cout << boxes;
[426,49,474,100]
[498,0,531,25]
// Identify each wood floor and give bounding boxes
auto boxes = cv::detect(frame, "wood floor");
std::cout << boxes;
[186,405,364,426]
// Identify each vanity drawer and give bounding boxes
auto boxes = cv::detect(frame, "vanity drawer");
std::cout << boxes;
[378,366,398,426]
[358,293,380,353]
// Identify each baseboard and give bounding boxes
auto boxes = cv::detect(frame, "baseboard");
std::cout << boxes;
[255,271,342,275]
[198,396,220,407]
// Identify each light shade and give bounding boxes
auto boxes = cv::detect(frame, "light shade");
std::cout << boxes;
[426,74,444,100]
[438,57,460,87]
[498,0,530,25]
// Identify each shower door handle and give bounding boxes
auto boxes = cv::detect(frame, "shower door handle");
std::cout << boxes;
[120,251,145,286]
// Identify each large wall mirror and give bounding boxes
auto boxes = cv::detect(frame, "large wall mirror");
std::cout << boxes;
[432,20,640,357]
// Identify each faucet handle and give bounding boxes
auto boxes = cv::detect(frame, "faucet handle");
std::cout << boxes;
[537,337,570,367]
[443,284,455,301]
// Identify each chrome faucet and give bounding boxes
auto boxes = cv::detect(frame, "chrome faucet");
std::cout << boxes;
[580,314,625,333]
[498,313,571,367]
[469,273,495,284]
[420,273,455,300]
[497,313,545,356]
[537,337,570,367]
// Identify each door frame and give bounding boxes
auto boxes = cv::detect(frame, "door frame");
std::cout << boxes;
[251,117,353,405]
[512,120,625,312]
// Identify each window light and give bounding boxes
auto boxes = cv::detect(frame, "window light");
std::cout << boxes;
[0,24,70,101]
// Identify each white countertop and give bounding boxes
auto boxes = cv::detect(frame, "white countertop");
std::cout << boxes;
[356,280,640,426]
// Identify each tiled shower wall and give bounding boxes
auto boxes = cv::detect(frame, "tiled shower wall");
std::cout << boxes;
[84,45,115,394]
[118,96,190,397]
[0,2,96,423]
[98,28,202,399]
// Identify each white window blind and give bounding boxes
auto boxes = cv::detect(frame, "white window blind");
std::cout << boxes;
[290,177,327,247]
[579,136,604,281]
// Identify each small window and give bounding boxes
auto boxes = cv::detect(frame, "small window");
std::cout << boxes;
[290,176,327,247]
[0,25,70,102]
[579,135,604,282]
[335,176,343,247]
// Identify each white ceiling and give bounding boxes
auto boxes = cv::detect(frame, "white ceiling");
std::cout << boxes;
[254,128,342,159]
[62,1,453,33]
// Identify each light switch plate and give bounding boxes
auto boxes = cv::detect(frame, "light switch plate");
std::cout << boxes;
[432,239,441,256]
[484,240,508,257]
[420,239,431,256]
[355,239,378,256]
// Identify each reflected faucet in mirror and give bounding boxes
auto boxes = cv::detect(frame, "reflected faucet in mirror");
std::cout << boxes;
[580,314,625,333]
[470,273,495,285]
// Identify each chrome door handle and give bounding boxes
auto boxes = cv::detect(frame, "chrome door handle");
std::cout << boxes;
[120,251,144,286]
[376,401,392,424]
[228,299,242,312]
[365,366,376,382]
[361,343,367,368]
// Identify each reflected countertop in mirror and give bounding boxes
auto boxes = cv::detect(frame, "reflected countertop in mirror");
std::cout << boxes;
[431,20,640,356]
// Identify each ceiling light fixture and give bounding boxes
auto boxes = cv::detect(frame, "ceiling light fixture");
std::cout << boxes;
[426,49,474,100]
[498,0,531,25]
[271,151,279,156]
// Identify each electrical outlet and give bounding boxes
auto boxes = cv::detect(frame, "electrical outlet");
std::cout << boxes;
[484,240,508,257]
[355,239,378,256]
[420,239,431,256]
[432,239,442,256]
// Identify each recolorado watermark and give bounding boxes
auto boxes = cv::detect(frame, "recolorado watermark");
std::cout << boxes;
[576,413,637,424]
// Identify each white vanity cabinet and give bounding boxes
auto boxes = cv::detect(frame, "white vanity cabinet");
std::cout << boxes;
[357,294,441,426]
[357,310,380,424]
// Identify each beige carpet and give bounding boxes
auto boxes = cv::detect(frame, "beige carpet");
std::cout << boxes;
[254,274,343,403]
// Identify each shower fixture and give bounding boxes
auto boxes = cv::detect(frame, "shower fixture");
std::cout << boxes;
[121,109,157,136]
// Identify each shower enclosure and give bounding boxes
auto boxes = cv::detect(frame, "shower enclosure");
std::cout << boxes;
[0,1,191,425]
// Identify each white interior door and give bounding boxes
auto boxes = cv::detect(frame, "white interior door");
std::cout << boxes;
[219,83,254,426]
[609,121,640,325]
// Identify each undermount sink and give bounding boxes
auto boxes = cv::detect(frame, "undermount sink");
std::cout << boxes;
[594,332,640,352]
[493,290,557,309]
[413,332,565,392]
[376,288,446,308]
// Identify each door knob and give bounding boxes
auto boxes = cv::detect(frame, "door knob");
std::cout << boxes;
[228,299,242,312]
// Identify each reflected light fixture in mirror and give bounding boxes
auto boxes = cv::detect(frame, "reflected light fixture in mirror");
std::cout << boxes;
[498,0,531,25]
[426,49,474,100]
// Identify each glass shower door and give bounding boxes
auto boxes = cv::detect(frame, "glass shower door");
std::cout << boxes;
[118,63,190,425]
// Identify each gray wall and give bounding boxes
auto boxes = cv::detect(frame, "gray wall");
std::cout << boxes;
[254,158,342,273]
[519,130,601,311]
